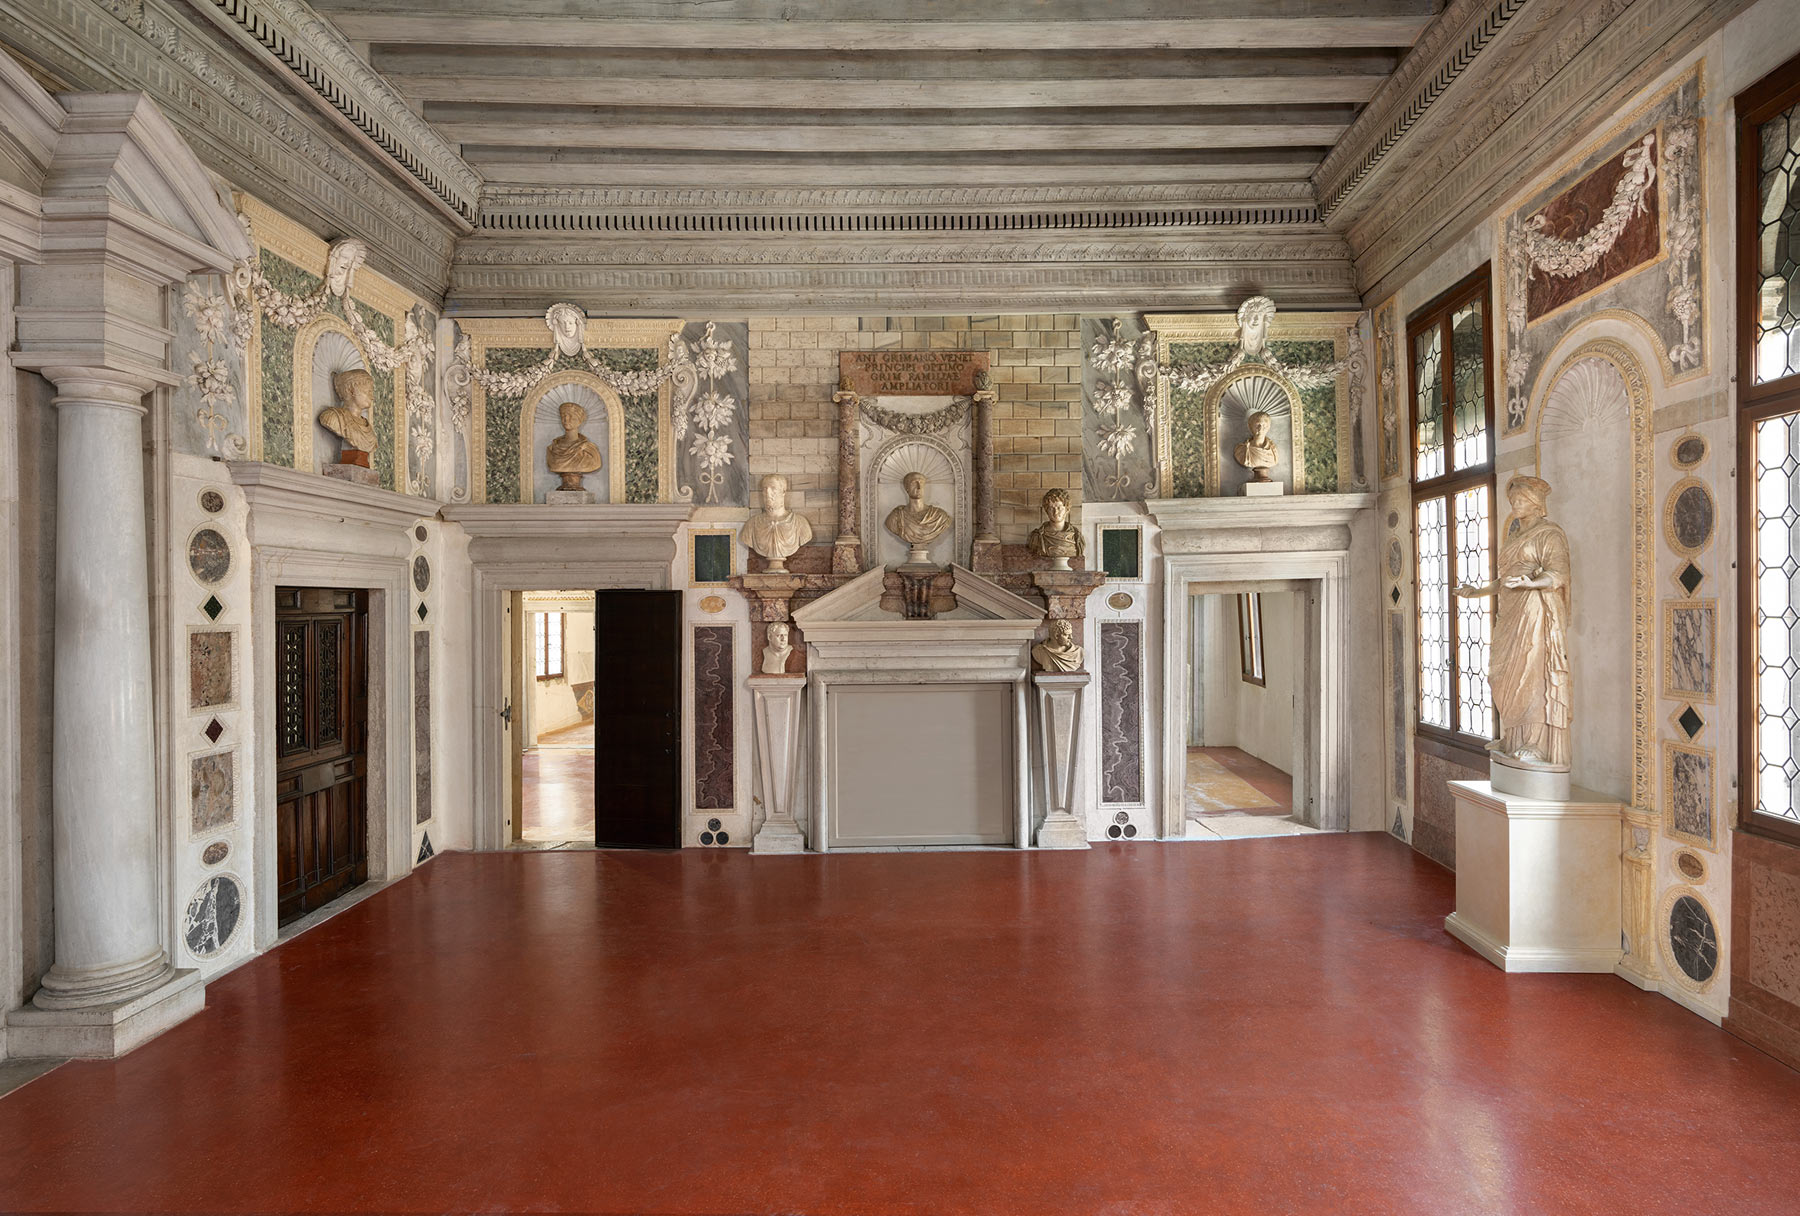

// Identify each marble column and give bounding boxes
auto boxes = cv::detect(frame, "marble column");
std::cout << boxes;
[832,384,862,575]
[973,385,998,544]
[1033,671,1091,849]
[751,675,807,853]
[28,368,185,1015]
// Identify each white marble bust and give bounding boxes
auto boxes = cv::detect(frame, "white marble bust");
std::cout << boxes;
[1032,619,1083,673]
[1234,410,1279,483]
[740,473,813,571]
[761,621,794,675]
[884,470,952,562]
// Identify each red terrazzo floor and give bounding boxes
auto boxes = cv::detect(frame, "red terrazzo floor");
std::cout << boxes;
[2,836,1797,1215]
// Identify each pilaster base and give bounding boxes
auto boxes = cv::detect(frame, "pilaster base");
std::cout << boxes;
[1036,813,1089,850]
[6,969,203,1059]
[752,820,807,855]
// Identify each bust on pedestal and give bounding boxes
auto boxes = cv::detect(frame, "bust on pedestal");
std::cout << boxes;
[1032,621,1091,849]
[1235,410,1284,497]
[741,473,813,572]
[545,401,603,504]
[319,368,379,486]
[1025,488,1084,570]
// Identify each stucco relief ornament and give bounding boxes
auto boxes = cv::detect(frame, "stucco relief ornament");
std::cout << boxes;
[1166,296,1353,394]
[447,306,700,421]
[741,473,813,572]
[1504,133,1660,424]
[1456,475,1573,780]
[181,278,247,457]
[677,322,739,503]
[1662,119,1703,370]
[224,231,365,339]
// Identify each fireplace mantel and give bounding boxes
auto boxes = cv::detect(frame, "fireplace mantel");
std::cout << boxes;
[1148,493,1375,553]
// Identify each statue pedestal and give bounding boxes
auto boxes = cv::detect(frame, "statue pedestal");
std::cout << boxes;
[1243,481,1285,497]
[750,675,807,854]
[1033,672,1091,849]
[1491,753,1571,800]
[546,489,596,505]
[322,463,378,487]
[1444,780,1622,972]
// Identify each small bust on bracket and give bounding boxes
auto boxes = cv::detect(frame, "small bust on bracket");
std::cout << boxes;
[319,367,378,461]
[885,470,953,564]
[1032,619,1083,673]
[741,473,814,572]
[761,621,794,675]
[1026,488,1085,571]
[545,401,603,492]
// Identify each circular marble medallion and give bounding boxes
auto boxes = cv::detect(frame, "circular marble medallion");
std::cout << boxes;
[1387,539,1404,578]
[1674,850,1706,882]
[699,595,727,614]
[414,525,428,542]
[1665,480,1716,555]
[1660,888,1720,989]
[1672,434,1707,469]
[1107,591,1134,611]
[183,874,242,959]
[199,488,226,514]
[412,555,431,594]
[201,840,230,867]
[1386,510,1400,530]
[187,528,232,585]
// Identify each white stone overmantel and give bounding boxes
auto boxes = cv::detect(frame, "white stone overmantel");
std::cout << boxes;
[233,460,436,555]
[1153,493,1373,839]
[1148,493,1375,553]
[793,565,1044,849]
[445,502,693,850]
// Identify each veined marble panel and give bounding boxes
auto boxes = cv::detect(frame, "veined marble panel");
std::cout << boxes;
[413,630,432,825]
[1100,621,1143,806]
[693,625,735,812]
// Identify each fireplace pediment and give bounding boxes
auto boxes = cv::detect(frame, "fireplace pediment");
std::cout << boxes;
[793,564,1044,666]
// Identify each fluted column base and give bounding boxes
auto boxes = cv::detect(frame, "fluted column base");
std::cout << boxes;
[8,969,203,1059]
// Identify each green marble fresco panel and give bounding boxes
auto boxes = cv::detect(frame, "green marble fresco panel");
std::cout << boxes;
[1168,340,1232,498]
[1271,340,1338,493]
[481,347,544,503]
[256,251,314,469]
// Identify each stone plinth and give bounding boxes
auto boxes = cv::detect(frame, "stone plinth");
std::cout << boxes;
[1033,672,1090,849]
[1031,569,1106,621]
[7,969,203,1059]
[750,675,807,854]
[322,463,378,487]
[1444,780,1624,973]
[547,489,596,505]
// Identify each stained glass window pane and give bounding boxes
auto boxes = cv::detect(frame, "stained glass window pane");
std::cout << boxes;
[1414,326,1445,481]
[1450,301,1488,471]
[1752,411,1800,824]
[1454,485,1495,738]
[1416,496,1451,729]
[1757,105,1800,384]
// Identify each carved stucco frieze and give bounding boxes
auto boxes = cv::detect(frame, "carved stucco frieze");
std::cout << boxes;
[453,237,1355,270]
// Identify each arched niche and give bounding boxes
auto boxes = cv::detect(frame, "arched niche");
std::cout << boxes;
[519,371,627,504]
[1529,333,1657,808]
[294,316,369,474]
[863,433,970,568]
[1204,364,1306,495]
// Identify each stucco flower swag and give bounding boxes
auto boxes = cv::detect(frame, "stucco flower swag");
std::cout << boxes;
[677,322,739,504]
[181,278,246,458]
[1089,318,1152,494]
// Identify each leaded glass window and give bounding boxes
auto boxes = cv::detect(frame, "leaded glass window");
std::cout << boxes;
[1408,268,1496,745]
[535,611,565,680]
[1738,54,1800,845]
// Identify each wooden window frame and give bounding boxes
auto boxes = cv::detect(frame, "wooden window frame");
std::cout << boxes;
[535,610,566,682]
[1737,52,1800,846]
[1237,592,1265,687]
[1407,264,1497,756]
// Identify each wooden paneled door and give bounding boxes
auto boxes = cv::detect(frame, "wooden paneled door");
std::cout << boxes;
[275,587,370,924]
[592,590,681,848]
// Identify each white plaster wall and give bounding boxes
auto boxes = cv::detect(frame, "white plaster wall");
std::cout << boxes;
[431,522,475,852]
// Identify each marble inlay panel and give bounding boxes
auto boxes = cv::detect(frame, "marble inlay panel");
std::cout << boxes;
[414,631,432,824]
[693,625,735,811]
[1100,621,1143,805]
[189,630,234,710]
[183,874,242,959]
[1664,740,1714,848]
[1413,747,1483,869]
[187,527,232,585]
[1750,866,1800,1007]
[1389,612,1407,801]
[190,751,235,835]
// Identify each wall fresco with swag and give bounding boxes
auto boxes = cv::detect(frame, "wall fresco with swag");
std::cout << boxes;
[1164,339,1340,498]
[481,346,662,504]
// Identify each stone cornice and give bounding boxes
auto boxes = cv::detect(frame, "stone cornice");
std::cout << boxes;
[1349,0,1748,300]
[231,459,438,531]
[181,0,480,226]
[0,0,457,302]
[445,259,1363,315]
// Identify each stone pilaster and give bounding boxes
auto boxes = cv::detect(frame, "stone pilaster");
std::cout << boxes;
[1033,672,1091,849]
[832,384,862,574]
[750,676,807,854]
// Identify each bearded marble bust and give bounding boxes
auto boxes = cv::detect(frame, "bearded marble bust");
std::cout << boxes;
[1026,488,1084,569]
[740,473,814,572]
[885,471,952,561]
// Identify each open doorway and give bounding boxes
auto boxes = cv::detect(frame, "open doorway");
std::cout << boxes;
[1186,589,1322,839]
[513,591,596,848]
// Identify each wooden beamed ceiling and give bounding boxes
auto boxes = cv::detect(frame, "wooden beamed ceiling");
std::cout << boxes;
[313,0,1439,196]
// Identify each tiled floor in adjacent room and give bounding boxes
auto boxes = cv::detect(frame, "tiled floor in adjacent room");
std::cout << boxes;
[1,835,1796,1215]
[520,718,595,845]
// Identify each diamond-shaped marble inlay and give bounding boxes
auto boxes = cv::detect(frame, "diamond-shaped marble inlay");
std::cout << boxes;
[204,718,225,744]
[1390,586,1402,605]
[1677,561,1704,595]
[416,602,429,622]
[1678,706,1704,739]
[202,595,225,621]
